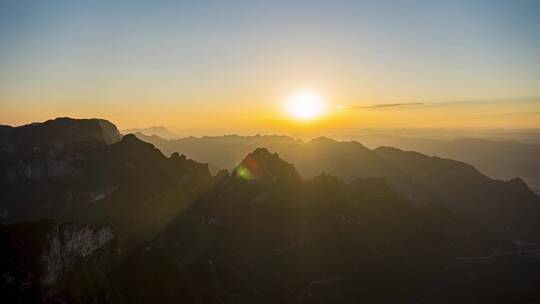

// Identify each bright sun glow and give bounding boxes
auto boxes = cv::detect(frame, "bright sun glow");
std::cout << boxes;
[285,91,327,121]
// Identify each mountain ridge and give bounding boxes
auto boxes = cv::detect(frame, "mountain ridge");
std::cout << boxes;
[122,126,179,139]
[356,134,540,192]
[2,117,540,303]
[135,132,540,242]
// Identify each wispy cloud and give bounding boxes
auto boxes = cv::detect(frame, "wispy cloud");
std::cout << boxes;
[338,102,424,110]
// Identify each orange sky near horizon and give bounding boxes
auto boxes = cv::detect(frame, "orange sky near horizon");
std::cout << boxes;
[2,2,540,133]
[2,93,539,135]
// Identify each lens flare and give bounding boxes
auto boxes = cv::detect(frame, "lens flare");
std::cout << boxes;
[236,165,252,180]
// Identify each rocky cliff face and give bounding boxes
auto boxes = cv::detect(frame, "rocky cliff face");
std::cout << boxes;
[41,222,113,284]
[0,119,214,247]
[0,117,121,185]
[0,220,115,302]
[0,117,121,155]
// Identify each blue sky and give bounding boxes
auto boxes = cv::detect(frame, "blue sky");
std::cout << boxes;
[0,0,539,129]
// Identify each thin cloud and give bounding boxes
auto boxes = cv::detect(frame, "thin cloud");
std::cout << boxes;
[338,102,425,110]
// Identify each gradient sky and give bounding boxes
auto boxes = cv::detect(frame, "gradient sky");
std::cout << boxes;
[1,0,539,132]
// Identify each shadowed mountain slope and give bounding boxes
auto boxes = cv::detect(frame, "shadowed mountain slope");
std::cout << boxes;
[0,118,214,246]
[96,148,500,304]
[356,134,540,192]
[136,134,540,243]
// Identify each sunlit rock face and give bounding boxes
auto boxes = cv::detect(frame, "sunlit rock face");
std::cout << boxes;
[0,220,115,302]
[42,222,114,284]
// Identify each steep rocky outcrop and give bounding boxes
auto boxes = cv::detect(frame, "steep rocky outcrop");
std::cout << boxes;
[41,222,113,284]
[0,117,121,155]
[0,118,219,302]
[0,118,121,185]
[0,118,215,247]
[232,148,302,184]
[0,220,115,302]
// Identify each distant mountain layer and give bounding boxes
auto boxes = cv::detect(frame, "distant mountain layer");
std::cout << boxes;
[136,133,540,242]
[355,134,540,192]
[122,126,179,139]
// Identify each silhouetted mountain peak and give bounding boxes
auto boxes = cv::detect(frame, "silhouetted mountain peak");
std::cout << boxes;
[120,133,140,143]
[44,117,122,145]
[102,133,167,163]
[310,136,371,152]
[0,117,122,156]
[122,126,179,139]
[233,148,301,184]
[505,177,535,193]
[170,152,187,160]
[110,133,161,153]
[310,136,336,144]
[252,147,275,158]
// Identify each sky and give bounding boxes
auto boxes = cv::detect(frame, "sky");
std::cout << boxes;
[1,0,539,133]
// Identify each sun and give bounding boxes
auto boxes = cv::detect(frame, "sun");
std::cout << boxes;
[284,91,327,121]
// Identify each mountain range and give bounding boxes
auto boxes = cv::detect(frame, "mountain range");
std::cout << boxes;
[1,118,540,303]
[122,126,179,139]
[355,134,540,193]
[135,133,540,243]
